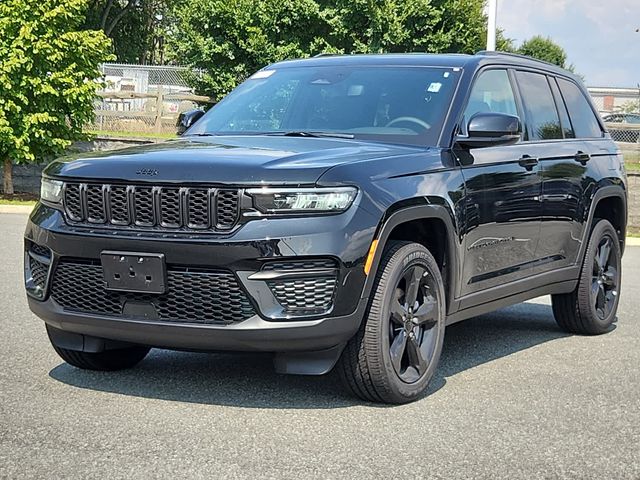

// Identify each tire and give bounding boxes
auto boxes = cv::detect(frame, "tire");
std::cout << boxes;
[338,241,446,404]
[47,327,151,371]
[552,219,622,335]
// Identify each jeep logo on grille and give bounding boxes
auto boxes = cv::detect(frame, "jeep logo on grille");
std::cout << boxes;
[136,168,159,176]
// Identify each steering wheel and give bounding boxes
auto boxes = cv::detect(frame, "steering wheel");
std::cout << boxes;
[385,116,431,132]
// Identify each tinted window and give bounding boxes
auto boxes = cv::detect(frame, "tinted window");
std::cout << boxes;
[463,69,518,128]
[549,78,575,138]
[557,78,602,138]
[189,66,461,147]
[516,71,562,141]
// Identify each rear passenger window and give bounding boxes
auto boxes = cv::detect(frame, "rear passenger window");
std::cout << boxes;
[557,78,603,138]
[549,78,575,138]
[463,69,518,129]
[516,71,562,141]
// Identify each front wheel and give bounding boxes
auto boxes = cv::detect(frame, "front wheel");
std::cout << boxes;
[338,241,446,404]
[552,219,622,335]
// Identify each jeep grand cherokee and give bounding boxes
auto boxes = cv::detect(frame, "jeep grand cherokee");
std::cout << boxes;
[25,52,627,403]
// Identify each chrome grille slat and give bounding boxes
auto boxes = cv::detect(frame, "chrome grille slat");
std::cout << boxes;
[187,188,211,229]
[86,184,106,223]
[133,187,155,226]
[108,185,131,225]
[62,182,240,232]
[159,187,182,228]
[63,184,83,221]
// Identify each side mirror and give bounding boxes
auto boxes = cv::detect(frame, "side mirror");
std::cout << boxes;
[455,112,521,148]
[176,109,205,135]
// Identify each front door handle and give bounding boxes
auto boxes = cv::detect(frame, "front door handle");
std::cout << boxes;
[575,151,591,164]
[518,155,539,170]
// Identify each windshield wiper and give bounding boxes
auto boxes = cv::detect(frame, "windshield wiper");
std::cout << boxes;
[266,131,355,139]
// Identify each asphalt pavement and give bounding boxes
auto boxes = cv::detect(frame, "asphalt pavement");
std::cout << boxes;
[1,212,639,479]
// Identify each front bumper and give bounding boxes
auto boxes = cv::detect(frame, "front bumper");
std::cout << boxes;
[25,203,378,354]
[30,295,367,353]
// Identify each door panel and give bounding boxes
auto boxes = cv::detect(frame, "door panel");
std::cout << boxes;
[536,140,604,273]
[535,77,608,273]
[458,144,542,296]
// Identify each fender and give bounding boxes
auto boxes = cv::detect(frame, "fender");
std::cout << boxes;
[577,184,627,262]
[359,204,461,316]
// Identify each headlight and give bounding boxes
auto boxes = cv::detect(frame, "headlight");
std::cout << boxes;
[247,187,357,214]
[40,178,63,204]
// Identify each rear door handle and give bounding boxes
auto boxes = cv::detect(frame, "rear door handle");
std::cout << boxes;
[518,155,539,170]
[575,151,591,164]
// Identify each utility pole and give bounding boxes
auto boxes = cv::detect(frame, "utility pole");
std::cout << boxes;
[486,0,498,51]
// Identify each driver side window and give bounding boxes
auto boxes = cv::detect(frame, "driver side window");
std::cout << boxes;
[462,69,518,133]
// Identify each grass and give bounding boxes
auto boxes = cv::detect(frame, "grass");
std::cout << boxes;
[0,193,37,206]
[0,199,36,206]
[85,129,177,140]
[626,162,640,172]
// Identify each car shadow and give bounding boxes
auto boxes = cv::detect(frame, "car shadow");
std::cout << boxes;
[48,301,570,409]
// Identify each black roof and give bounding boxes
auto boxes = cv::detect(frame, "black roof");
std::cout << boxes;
[269,51,576,80]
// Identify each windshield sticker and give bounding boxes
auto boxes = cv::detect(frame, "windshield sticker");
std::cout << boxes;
[443,72,450,78]
[250,70,275,79]
[427,82,442,93]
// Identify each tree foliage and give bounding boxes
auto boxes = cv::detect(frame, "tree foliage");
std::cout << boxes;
[516,35,568,68]
[169,0,331,100]
[84,0,170,63]
[168,0,492,100]
[0,0,113,193]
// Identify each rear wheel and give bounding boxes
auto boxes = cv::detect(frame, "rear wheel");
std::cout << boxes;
[47,326,150,371]
[552,219,622,335]
[338,241,446,404]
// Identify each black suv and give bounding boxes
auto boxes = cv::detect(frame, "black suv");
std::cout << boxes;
[25,52,627,403]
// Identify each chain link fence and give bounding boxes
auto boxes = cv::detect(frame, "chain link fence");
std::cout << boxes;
[588,87,640,164]
[89,63,212,135]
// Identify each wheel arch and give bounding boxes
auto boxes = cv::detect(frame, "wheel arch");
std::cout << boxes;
[360,202,461,315]
[582,185,627,258]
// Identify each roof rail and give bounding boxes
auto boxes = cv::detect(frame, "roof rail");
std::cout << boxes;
[313,53,344,58]
[475,50,563,69]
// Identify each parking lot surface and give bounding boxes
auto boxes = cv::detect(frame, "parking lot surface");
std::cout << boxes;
[1,212,639,479]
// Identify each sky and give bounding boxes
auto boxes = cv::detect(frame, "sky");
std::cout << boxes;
[495,0,640,88]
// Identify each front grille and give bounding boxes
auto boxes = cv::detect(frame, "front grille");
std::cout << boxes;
[50,260,255,325]
[263,259,338,315]
[29,256,49,290]
[267,277,337,314]
[62,182,241,232]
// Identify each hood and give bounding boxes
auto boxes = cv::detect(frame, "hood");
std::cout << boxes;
[45,136,421,185]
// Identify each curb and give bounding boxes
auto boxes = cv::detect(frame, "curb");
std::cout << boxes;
[0,205,34,215]
[626,237,640,246]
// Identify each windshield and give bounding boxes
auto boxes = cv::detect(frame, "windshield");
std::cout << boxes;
[187,65,461,146]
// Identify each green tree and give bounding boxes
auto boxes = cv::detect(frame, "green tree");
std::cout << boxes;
[84,0,171,63]
[169,0,492,100]
[517,35,568,68]
[169,0,332,100]
[0,0,113,194]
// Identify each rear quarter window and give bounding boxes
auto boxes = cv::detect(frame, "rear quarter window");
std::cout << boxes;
[557,78,603,138]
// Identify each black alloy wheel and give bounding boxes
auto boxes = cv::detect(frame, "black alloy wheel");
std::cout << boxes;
[389,264,440,384]
[591,234,619,321]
